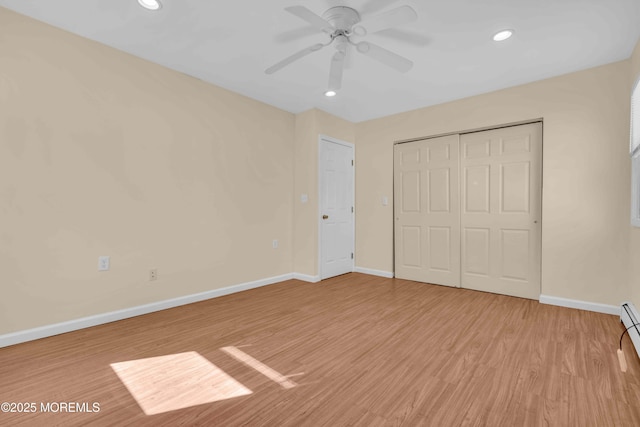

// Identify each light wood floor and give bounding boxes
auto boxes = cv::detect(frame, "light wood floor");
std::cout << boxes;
[1,273,639,426]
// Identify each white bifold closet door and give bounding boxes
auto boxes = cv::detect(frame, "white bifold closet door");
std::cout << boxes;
[394,122,542,300]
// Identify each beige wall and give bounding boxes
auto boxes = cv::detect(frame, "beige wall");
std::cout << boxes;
[0,8,295,334]
[1,6,637,337]
[630,37,640,309]
[293,109,355,277]
[356,60,632,306]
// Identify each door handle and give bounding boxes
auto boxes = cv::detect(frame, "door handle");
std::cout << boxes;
[322,215,329,220]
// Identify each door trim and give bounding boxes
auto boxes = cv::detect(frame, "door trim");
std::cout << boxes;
[318,134,355,280]
[394,119,544,146]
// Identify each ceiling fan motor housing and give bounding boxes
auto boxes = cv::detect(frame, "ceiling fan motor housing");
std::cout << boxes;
[322,6,361,32]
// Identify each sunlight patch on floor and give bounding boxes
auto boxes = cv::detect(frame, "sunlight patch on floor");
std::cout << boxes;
[110,351,252,415]
[221,346,297,389]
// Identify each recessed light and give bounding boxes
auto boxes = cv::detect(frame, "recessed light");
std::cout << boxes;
[138,0,162,11]
[493,29,514,42]
[324,90,337,97]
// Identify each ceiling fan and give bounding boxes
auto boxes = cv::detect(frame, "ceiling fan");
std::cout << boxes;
[265,4,418,96]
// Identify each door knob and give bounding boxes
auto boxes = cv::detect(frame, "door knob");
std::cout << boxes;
[322,215,329,220]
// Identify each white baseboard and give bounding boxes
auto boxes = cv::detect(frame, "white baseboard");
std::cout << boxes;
[354,267,394,278]
[539,294,619,315]
[292,273,321,283]
[0,273,294,349]
[14,270,591,348]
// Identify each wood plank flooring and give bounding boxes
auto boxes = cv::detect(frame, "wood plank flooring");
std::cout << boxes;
[1,273,639,426]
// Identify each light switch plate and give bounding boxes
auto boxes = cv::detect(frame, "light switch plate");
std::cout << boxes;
[98,256,110,271]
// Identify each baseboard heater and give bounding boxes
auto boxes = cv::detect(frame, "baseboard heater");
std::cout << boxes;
[621,302,640,361]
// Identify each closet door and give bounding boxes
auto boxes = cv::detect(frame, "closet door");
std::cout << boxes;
[460,123,542,299]
[394,135,460,287]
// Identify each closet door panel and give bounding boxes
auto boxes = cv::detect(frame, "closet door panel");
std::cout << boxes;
[394,135,460,287]
[460,123,542,300]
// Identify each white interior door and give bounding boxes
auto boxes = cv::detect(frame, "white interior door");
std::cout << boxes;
[460,123,542,299]
[319,137,354,280]
[394,134,460,286]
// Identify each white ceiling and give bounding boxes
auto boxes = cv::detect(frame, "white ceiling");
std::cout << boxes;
[1,0,639,122]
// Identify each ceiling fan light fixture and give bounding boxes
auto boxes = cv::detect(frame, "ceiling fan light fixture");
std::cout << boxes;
[493,29,514,42]
[324,90,337,97]
[138,0,162,11]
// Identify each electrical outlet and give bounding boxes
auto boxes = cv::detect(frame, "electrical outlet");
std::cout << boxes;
[149,269,158,281]
[98,256,110,271]
[272,239,278,249]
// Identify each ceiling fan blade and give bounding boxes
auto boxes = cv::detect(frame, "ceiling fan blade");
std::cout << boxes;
[360,5,417,34]
[374,28,430,46]
[343,44,354,69]
[356,41,413,73]
[265,43,325,74]
[274,26,320,43]
[285,6,334,34]
[359,0,401,16]
[328,51,346,91]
